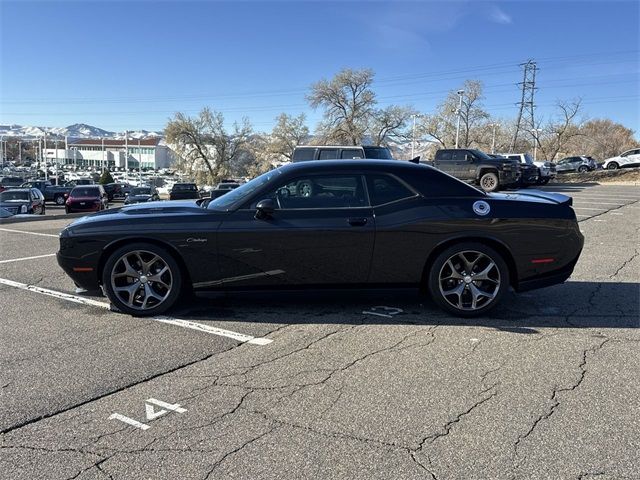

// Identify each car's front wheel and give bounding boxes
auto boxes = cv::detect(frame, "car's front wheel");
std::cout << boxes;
[427,243,509,317]
[479,172,499,192]
[55,195,65,205]
[102,243,182,316]
[607,162,619,170]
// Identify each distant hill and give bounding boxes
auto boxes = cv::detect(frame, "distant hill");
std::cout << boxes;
[0,123,163,140]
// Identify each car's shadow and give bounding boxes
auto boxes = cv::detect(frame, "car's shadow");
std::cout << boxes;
[168,281,639,334]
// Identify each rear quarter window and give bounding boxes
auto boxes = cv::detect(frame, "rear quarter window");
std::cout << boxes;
[399,168,482,197]
[292,148,316,161]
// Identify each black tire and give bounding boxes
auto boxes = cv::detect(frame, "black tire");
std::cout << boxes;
[479,172,500,192]
[101,243,182,316]
[65,207,70,214]
[54,194,65,206]
[41,205,46,215]
[427,242,510,317]
[607,162,619,170]
[537,178,550,185]
[578,165,588,173]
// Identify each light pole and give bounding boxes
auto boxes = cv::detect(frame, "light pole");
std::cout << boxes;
[411,114,422,159]
[490,123,499,154]
[72,146,78,171]
[531,128,542,161]
[455,89,464,149]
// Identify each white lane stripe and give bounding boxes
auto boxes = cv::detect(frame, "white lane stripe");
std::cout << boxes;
[0,253,56,264]
[0,227,58,238]
[0,277,272,346]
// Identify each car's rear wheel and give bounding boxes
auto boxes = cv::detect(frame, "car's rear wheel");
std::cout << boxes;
[102,243,182,316]
[479,172,499,192]
[427,243,509,317]
[55,195,65,205]
[607,162,619,170]
[537,177,550,185]
[578,165,588,173]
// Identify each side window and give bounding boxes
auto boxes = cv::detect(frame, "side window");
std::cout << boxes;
[262,175,366,209]
[366,174,416,206]
[340,149,363,159]
[437,151,452,161]
[318,149,339,160]
[292,148,316,161]
[452,150,468,161]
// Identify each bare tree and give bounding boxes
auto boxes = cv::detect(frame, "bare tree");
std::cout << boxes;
[369,105,416,146]
[165,108,252,184]
[569,118,639,160]
[269,113,309,160]
[536,99,583,161]
[307,68,376,145]
[458,80,490,148]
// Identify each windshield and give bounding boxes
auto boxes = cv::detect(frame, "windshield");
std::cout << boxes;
[0,191,29,201]
[131,187,151,195]
[469,149,493,161]
[208,169,282,210]
[71,187,100,197]
[523,154,534,164]
[363,147,393,159]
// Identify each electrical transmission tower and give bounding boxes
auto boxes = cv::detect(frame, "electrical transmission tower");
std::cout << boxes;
[510,60,538,152]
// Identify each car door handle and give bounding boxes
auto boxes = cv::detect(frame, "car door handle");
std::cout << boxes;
[348,217,368,226]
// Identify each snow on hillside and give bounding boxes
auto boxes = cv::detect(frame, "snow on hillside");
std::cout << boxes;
[0,123,163,140]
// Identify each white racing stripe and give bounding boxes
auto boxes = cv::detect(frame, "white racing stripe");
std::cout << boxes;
[0,277,272,346]
[0,227,59,238]
[0,254,56,264]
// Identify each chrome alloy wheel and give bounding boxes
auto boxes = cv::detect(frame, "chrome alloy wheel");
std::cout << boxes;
[110,250,173,311]
[438,250,501,311]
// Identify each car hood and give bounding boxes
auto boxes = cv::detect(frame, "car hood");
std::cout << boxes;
[488,190,572,206]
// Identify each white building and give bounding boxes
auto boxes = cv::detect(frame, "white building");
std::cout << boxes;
[42,138,175,170]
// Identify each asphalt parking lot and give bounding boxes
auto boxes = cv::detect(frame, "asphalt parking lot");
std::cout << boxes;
[1,183,638,480]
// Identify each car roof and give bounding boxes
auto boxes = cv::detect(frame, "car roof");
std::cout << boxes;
[278,159,428,174]
[1,188,31,192]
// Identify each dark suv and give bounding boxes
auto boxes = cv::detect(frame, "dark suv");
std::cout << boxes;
[292,145,393,162]
[169,183,199,200]
[432,148,520,192]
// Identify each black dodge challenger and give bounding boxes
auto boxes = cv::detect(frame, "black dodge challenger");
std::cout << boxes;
[57,160,583,317]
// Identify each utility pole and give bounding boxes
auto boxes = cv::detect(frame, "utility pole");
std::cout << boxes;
[511,60,538,152]
[491,123,498,154]
[455,90,464,149]
[531,128,542,161]
[125,131,129,183]
[411,114,421,159]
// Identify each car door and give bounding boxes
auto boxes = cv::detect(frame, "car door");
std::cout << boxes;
[622,149,640,166]
[213,173,375,288]
[453,150,475,180]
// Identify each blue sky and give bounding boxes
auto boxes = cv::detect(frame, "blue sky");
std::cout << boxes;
[1,0,638,134]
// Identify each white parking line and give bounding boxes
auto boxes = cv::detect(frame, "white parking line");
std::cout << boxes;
[573,207,607,211]
[0,227,58,238]
[0,254,56,264]
[572,202,624,206]
[0,277,272,346]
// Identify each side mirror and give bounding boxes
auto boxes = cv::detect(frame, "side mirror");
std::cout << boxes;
[255,198,275,219]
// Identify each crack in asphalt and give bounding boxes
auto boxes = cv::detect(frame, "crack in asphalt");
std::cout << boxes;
[609,248,639,279]
[511,337,610,477]
[201,425,278,480]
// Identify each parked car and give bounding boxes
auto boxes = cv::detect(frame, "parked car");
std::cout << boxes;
[208,182,241,199]
[602,148,640,170]
[0,176,25,189]
[292,145,394,162]
[20,180,73,205]
[555,156,597,173]
[57,160,583,318]
[0,188,46,215]
[432,148,520,192]
[124,186,160,205]
[65,185,108,213]
[66,178,95,186]
[498,153,556,185]
[169,183,199,200]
